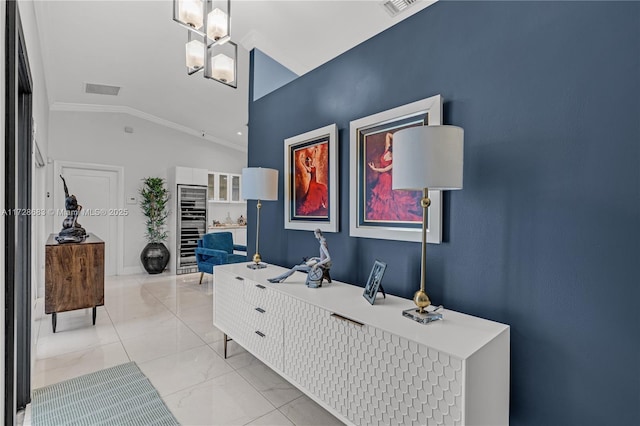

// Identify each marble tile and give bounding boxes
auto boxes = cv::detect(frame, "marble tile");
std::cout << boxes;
[246,409,294,426]
[237,361,302,408]
[104,275,146,291]
[32,273,338,425]
[138,345,233,396]
[163,371,275,425]
[209,339,263,370]
[160,288,213,315]
[120,321,205,363]
[110,308,177,340]
[179,304,224,344]
[35,315,120,360]
[32,342,130,388]
[104,286,164,318]
[278,396,342,426]
[37,306,111,338]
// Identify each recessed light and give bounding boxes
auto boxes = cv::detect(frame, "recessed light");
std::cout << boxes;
[237,131,242,136]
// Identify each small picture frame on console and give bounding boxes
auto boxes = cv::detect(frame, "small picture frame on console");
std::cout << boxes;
[363,260,387,305]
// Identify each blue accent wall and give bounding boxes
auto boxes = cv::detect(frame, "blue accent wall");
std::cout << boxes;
[252,48,298,101]
[247,2,640,424]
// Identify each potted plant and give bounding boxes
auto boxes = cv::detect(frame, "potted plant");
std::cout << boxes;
[139,177,170,274]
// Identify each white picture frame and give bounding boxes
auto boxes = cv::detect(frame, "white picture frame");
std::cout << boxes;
[349,94,443,243]
[284,123,339,232]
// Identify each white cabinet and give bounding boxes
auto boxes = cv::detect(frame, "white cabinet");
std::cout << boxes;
[285,298,351,419]
[214,270,284,370]
[208,172,242,203]
[172,166,208,186]
[214,263,510,426]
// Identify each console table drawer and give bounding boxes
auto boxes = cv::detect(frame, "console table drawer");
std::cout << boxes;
[243,280,283,314]
[242,320,284,371]
[244,304,284,343]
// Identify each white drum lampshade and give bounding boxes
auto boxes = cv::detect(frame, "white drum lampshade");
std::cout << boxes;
[242,167,279,269]
[242,168,278,201]
[392,125,464,191]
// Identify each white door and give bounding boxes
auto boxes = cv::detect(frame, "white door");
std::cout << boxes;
[54,164,121,276]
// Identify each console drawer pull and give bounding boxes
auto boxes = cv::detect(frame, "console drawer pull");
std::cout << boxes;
[235,276,244,281]
[255,331,266,338]
[255,284,266,289]
[331,313,364,327]
[255,307,266,314]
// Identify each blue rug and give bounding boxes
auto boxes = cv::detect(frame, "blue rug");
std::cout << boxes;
[32,362,179,425]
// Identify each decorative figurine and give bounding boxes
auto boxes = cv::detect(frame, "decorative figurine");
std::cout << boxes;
[55,175,87,243]
[268,229,331,288]
[237,215,246,226]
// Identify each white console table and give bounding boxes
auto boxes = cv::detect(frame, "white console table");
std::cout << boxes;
[213,263,509,426]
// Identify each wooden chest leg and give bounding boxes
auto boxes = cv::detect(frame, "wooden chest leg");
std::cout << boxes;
[52,313,57,333]
[92,306,97,325]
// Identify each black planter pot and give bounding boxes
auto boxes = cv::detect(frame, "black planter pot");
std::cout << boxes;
[140,242,170,274]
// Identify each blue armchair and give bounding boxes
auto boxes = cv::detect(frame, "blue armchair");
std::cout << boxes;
[195,232,247,284]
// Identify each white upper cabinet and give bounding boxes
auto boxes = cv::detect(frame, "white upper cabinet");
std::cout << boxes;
[208,172,243,203]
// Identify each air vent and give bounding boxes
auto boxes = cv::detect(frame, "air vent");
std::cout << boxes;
[381,0,419,17]
[84,83,121,96]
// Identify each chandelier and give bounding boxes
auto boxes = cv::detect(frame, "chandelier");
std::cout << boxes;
[173,0,237,88]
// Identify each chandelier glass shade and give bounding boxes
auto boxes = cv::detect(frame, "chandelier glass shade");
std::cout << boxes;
[174,0,236,88]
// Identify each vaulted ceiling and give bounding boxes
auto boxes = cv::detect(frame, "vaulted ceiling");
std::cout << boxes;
[33,0,435,151]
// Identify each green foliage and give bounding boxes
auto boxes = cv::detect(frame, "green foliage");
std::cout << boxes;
[139,177,170,243]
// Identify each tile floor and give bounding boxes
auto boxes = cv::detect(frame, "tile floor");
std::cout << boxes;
[26,272,342,426]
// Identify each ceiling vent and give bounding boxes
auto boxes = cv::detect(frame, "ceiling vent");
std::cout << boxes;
[84,83,121,96]
[381,0,419,17]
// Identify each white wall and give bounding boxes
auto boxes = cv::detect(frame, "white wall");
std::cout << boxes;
[46,110,247,288]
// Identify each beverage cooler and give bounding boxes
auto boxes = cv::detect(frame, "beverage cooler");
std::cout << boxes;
[176,185,207,274]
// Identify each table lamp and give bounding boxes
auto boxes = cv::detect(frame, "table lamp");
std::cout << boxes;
[242,167,279,269]
[392,125,464,324]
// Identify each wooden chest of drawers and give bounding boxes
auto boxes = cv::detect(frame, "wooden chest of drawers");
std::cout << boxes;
[45,233,105,332]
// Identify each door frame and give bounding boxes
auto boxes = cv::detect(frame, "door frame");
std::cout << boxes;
[5,0,34,419]
[53,160,125,275]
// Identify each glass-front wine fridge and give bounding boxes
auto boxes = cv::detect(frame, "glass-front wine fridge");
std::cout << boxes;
[176,184,207,274]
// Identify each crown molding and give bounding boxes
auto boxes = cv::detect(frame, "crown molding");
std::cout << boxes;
[50,102,247,153]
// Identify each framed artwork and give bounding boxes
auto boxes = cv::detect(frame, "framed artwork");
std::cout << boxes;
[284,123,339,232]
[349,95,443,243]
[363,260,387,305]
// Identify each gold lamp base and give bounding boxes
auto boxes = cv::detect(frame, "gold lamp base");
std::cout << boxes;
[402,305,443,324]
[402,189,443,325]
[247,253,267,269]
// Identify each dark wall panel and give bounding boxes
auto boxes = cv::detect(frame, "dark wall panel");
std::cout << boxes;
[248,2,640,425]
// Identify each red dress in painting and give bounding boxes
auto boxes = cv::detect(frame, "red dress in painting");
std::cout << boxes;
[298,166,328,216]
[367,154,422,222]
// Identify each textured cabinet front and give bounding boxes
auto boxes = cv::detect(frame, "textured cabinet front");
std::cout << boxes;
[349,325,464,426]
[243,279,283,315]
[243,281,284,370]
[213,271,246,339]
[215,272,284,370]
[214,264,509,426]
[284,297,351,419]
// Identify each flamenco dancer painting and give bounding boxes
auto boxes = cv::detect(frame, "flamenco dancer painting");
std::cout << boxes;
[293,141,329,218]
[365,131,422,223]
